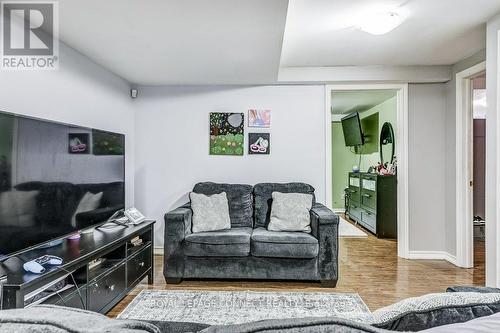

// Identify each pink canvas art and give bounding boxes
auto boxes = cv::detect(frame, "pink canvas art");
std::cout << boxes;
[248,109,271,127]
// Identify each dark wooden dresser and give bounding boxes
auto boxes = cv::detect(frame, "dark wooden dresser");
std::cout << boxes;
[346,172,397,238]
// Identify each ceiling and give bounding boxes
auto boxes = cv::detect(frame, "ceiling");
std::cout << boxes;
[57,0,288,85]
[281,0,500,67]
[331,90,397,114]
[52,0,500,85]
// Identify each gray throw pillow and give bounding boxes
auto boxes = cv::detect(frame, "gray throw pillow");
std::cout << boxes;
[267,192,313,233]
[371,292,500,331]
[190,192,231,233]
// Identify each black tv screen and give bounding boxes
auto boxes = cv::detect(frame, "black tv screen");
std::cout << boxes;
[0,111,125,259]
[341,112,365,146]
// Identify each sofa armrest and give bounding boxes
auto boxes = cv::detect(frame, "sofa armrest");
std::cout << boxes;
[163,203,192,282]
[447,286,500,293]
[310,203,339,287]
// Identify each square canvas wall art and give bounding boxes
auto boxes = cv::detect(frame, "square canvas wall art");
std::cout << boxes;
[210,112,244,155]
[248,133,270,155]
[92,130,125,155]
[248,109,271,127]
[68,133,90,154]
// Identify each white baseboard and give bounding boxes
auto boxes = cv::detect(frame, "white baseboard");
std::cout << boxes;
[407,251,458,266]
[153,247,164,255]
[332,208,345,214]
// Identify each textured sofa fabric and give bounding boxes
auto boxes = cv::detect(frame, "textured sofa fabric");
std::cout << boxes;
[371,292,500,332]
[193,182,253,228]
[253,183,315,228]
[420,311,500,332]
[0,305,159,333]
[199,317,385,333]
[251,227,319,259]
[184,227,252,257]
[447,286,500,293]
[164,183,338,286]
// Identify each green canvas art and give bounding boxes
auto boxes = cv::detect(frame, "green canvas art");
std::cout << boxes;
[210,112,244,155]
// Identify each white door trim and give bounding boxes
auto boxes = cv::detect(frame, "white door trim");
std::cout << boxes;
[455,61,486,268]
[325,83,409,259]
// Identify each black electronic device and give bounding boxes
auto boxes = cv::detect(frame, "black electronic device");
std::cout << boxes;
[0,111,125,260]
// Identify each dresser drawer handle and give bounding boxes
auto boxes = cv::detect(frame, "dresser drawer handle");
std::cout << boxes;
[138,262,145,268]
[362,194,371,198]
[107,284,115,291]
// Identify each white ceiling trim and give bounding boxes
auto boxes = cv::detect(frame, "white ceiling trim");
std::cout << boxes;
[278,65,452,83]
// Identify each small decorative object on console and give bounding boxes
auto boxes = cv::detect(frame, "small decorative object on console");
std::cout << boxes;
[88,258,106,270]
[130,236,143,247]
[23,255,63,274]
[124,208,146,225]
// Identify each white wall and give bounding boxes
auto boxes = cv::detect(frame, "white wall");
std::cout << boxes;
[485,13,500,287]
[408,84,448,252]
[0,42,135,205]
[134,85,326,247]
[135,84,453,253]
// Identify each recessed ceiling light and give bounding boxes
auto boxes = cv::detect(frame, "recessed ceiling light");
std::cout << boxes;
[358,12,404,35]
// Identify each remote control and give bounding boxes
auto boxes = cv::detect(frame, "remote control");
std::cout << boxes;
[23,255,63,274]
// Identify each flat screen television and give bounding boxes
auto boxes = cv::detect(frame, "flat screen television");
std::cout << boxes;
[341,112,365,146]
[0,111,125,260]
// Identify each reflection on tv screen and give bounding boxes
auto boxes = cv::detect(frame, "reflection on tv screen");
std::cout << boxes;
[0,112,125,258]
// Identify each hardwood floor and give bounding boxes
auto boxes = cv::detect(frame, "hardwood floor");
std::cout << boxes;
[108,226,485,317]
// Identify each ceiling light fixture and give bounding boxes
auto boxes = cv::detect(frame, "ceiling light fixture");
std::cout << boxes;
[358,12,404,35]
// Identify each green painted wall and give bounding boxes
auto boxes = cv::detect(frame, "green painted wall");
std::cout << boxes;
[0,114,13,162]
[331,96,397,209]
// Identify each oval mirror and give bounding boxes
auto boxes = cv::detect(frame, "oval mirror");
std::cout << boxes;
[380,122,395,164]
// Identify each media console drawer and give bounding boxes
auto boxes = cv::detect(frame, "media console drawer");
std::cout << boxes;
[127,245,152,287]
[88,263,126,312]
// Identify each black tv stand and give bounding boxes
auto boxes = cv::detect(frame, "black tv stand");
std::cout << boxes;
[0,220,154,313]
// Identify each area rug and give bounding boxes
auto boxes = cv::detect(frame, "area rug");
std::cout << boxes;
[339,216,368,237]
[118,290,372,326]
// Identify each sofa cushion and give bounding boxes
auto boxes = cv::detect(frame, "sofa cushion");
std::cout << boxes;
[250,227,319,259]
[253,183,315,228]
[190,192,231,233]
[184,227,252,257]
[371,292,500,332]
[193,182,253,228]
[268,192,313,233]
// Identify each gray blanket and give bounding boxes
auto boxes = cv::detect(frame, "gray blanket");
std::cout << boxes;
[0,305,160,333]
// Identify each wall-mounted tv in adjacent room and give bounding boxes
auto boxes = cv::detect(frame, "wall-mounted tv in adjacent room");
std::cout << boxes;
[0,111,125,260]
[341,112,365,147]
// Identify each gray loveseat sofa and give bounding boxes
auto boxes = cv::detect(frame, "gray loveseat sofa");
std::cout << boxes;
[164,182,339,286]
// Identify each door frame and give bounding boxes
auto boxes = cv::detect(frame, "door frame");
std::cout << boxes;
[325,83,409,259]
[455,61,486,268]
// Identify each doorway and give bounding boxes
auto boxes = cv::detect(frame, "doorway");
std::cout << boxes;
[325,84,409,259]
[472,74,486,280]
[456,61,487,272]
